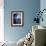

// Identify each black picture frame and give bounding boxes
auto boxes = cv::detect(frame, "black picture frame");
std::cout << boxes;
[11,11,24,27]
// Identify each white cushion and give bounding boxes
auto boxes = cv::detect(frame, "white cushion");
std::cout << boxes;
[17,37,25,46]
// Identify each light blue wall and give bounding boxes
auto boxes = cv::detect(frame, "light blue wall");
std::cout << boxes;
[4,0,40,42]
[40,0,46,27]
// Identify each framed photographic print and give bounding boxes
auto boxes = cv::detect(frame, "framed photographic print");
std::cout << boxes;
[11,11,24,27]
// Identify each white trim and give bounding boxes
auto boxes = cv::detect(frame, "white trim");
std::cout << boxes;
[0,0,4,43]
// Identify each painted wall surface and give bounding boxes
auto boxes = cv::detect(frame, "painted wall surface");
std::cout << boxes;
[40,0,46,27]
[4,0,40,42]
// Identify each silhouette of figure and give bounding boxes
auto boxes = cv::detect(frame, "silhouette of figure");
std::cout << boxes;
[13,14,21,24]
[13,14,17,24]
